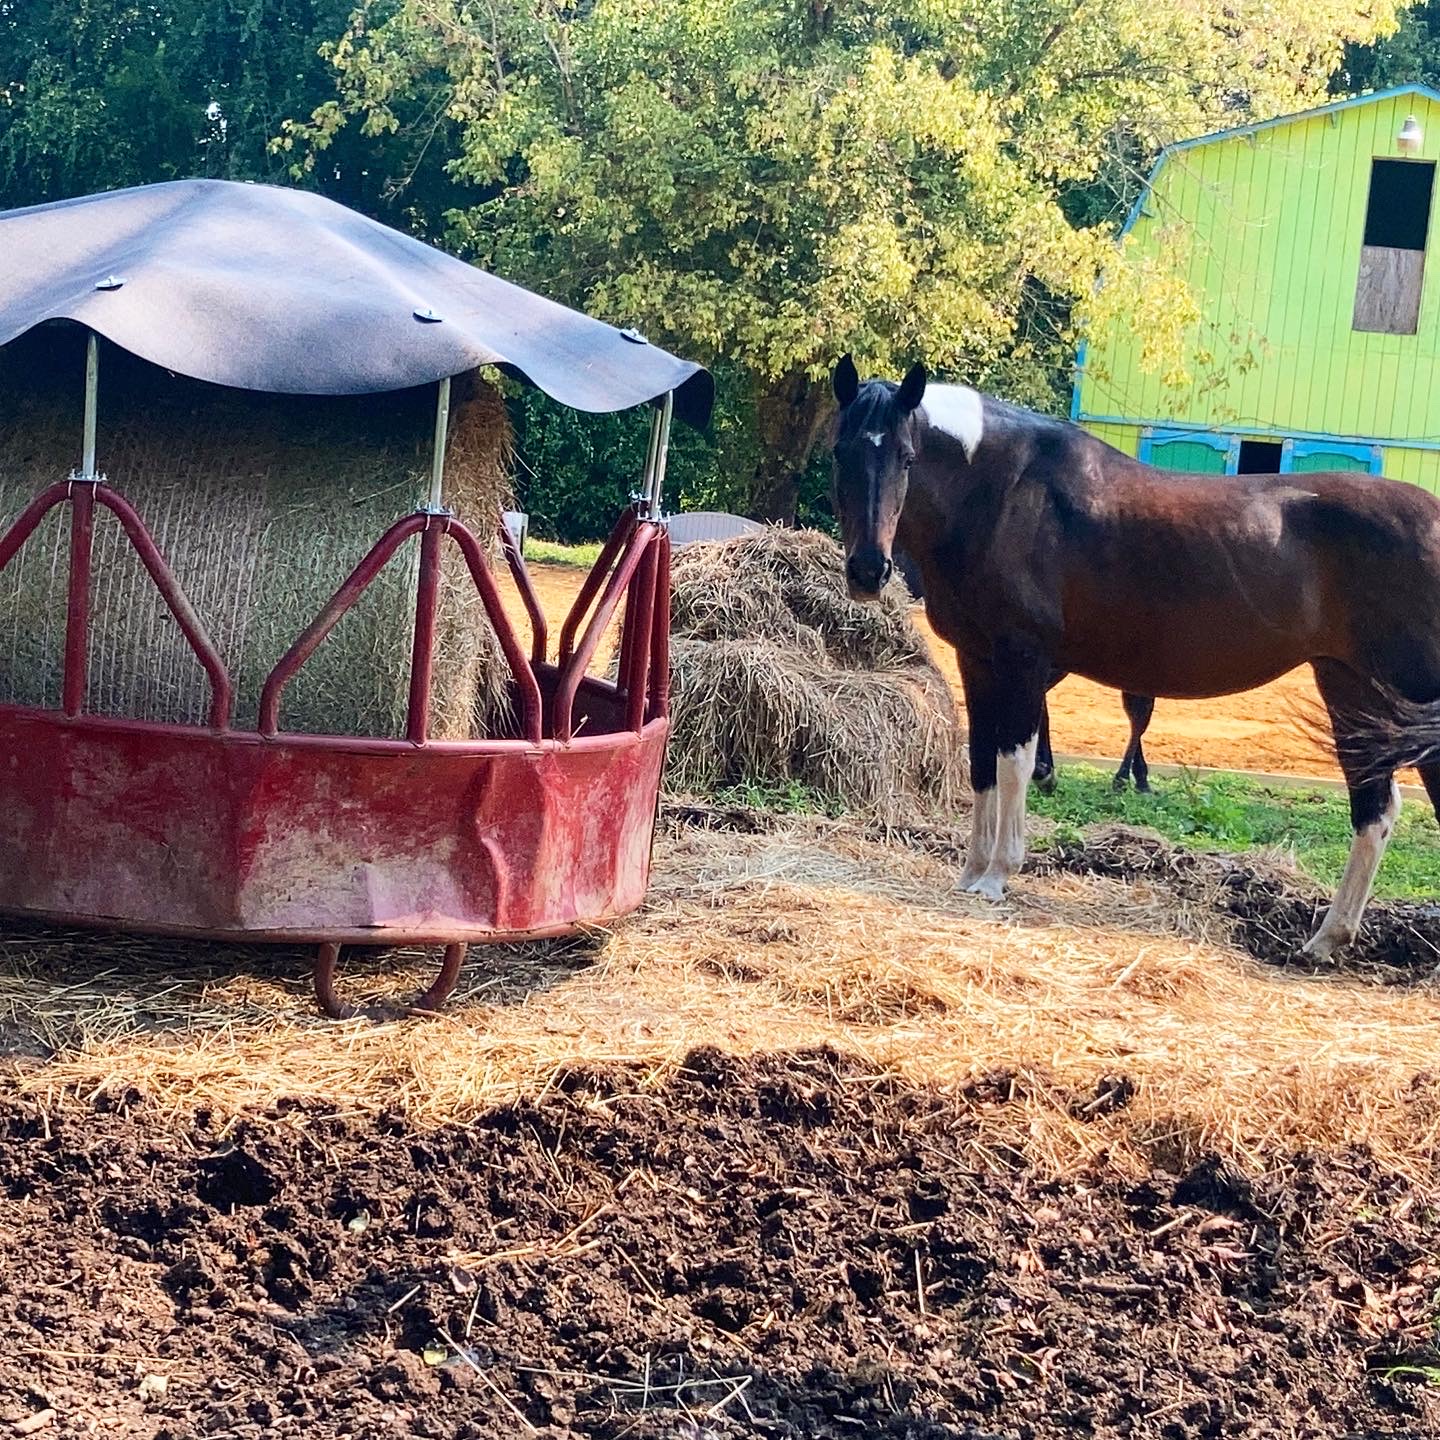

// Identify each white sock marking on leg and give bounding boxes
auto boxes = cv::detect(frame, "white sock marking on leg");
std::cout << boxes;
[959,785,997,887]
[1304,782,1400,959]
[971,733,1039,901]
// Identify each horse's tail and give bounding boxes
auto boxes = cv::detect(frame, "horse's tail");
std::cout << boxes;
[1313,683,1440,783]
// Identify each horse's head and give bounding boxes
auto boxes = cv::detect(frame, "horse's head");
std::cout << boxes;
[830,354,927,601]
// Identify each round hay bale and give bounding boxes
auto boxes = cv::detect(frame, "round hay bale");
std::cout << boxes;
[0,326,513,737]
[666,529,967,816]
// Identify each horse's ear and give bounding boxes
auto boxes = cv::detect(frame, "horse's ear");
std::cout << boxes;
[833,355,859,408]
[897,362,927,413]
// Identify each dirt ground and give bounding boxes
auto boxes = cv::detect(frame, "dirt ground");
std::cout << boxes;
[517,562,1344,781]
[5,809,1440,1437]
[4,1047,1437,1440]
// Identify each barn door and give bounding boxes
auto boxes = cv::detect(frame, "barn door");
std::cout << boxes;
[1279,439,1383,475]
[1138,428,1237,473]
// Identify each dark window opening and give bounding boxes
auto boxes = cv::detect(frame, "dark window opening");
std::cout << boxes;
[1355,159,1434,334]
[1238,439,1283,473]
[1363,159,1435,251]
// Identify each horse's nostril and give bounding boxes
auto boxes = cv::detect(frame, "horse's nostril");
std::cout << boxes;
[880,558,894,587]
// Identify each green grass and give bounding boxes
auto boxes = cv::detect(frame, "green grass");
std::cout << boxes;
[523,537,604,569]
[1031,765,1440,900]
[708,765,1440,901]
[712,779,847,818]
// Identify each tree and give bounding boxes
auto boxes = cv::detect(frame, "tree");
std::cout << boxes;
[1335,0,1440,92]
[0,0,462,232]
[286,0,1403,523]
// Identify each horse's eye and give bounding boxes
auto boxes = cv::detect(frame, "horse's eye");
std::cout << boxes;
[901,453,915,470]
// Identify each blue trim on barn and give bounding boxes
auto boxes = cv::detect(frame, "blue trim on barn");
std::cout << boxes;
[1069,85,1440,424]
[1077,411,1440,454]
[1281,438,1384,475]
[1159,83,1440,161]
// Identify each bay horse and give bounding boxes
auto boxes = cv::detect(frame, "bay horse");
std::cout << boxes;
[830,354,1440,960]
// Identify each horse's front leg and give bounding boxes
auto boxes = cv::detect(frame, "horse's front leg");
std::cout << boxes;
[957,659,998,890]
[961,651,1048,901]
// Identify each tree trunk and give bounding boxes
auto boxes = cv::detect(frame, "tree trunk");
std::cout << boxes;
[749,371,831,525]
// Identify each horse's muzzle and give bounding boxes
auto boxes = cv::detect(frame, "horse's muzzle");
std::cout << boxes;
[846,550,893,601]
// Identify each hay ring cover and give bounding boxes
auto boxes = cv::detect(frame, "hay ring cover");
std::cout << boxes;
[667,529,968,817]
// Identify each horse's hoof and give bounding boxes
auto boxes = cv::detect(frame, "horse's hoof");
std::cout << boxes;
[1111,775,1129,792]
[965,874,1008,902]
[1135,780,1152,795]
[1299,933,1342,966]
[1033,770,1057,796]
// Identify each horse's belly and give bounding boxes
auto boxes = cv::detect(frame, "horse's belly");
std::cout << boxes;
[1066,654,1305,701]
[1056,615,1312,700]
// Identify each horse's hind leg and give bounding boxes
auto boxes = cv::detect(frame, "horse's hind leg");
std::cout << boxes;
[1032,675,1061,795]
[1116,693,1156,793]
[1304,661,1401,963]
[1419,764,1440,821]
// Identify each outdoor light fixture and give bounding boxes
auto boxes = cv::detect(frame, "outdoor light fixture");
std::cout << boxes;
[1398,114,1424,154]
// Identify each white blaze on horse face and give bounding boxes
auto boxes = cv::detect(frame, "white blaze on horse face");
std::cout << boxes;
[965,733,1038,902]
[1302,782,1401,962]
[958,785,997,888]
[920,385,985,461]
[864,432,886,448]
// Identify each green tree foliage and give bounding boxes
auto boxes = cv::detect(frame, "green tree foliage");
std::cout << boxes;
[0,0,462,231]
[1336,0,1440,91]
[287,0,1403,522]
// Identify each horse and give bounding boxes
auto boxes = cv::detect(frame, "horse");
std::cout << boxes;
[898,550,1156,793]
[829,354,1440,961]
[1033,676,1155,794]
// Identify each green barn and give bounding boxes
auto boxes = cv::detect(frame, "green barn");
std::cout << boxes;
[1073,84,1440,492]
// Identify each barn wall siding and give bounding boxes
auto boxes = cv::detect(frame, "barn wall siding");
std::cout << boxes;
[1078,90,1440,460]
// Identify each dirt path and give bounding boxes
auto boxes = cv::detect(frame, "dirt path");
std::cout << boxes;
[519,561,1344,780]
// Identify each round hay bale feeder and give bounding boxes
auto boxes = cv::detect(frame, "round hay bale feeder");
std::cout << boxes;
[0,179,713,1017]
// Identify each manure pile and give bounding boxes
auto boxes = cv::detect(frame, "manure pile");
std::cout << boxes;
[665,529,967,815]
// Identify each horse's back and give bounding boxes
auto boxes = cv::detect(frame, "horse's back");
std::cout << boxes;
[1046,458,1440,697]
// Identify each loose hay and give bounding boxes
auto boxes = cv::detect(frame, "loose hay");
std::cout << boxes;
[667,529,966,815]
[0,326,514,736]
[6,810,1439,1185]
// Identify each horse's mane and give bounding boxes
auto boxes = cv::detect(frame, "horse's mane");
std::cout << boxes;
[835,377,1081,448]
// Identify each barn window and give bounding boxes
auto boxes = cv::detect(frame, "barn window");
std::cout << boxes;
[1353,158,1436,334]
[1237,439,1283,474]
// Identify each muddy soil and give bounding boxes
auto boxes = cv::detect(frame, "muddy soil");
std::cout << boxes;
[3,1049,1436,1440]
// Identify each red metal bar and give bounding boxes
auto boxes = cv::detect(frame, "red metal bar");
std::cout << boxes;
[313,940,466,1020]
[62,483,95,717]
[446,520,545,745]
[647,528,672,721]
[260,512,427,736]
[0,484,72,576]
[622,534,659,733]
[497,516,547,665]
[558,506,639,664]
[95,487,235,730]
[554,524,655,743]
[406,520,445,745]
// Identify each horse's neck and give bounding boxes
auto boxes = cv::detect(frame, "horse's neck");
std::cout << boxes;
[900,438,1005,562]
